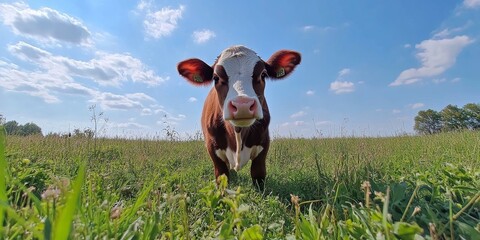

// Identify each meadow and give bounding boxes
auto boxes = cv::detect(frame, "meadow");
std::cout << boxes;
[0,128,479,239]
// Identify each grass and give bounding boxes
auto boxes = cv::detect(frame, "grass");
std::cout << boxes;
[1,128,479,239]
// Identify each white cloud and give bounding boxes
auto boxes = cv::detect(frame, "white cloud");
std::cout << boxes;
[126,93,156,102]
[433,29,453,39]
[188,97,198,102]
[306,90,315,96]
[330,81,355,94]
[302,25,314,31]
[141,108,153,115]
[290,111,306,118]
[192,29,216,44]
[0,2,92,46]
[329,68,355,94]
[432,78,447,84]
[410,103,425,109]
[315,120,332,125]
[390,35,473,86]
[464,0,480,8]
[90,92,148,110]
[116,122,149,129]
[87,91,155,111]
[156,113,186,126]
[392,109,401,114]
[0,43,161,110]
[0,59,99,103]
[137,1,185,39]
[294,121,305,126]
[301,25,334,32]
[8,41,167,87]
[451,77,461,83]
[432,24,471,39]
[338,68,351,77]
[136,0,152,12]
[404,44,412,48]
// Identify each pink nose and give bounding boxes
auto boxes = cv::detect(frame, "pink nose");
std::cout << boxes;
[228,97,257,119]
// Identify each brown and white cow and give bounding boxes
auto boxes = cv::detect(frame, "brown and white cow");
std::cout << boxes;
[177,46,301,187]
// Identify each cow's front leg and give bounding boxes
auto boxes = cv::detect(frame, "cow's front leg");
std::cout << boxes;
[250,143,269,190]
[207,146,229,184]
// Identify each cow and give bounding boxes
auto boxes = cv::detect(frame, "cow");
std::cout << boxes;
[177,45,301,188]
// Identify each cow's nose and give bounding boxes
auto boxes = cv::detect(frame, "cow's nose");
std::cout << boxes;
[228,96,257,119]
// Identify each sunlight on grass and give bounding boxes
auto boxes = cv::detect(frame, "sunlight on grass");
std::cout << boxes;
[0,131,478,238]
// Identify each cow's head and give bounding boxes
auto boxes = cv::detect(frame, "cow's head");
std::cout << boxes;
[177,45,301,127]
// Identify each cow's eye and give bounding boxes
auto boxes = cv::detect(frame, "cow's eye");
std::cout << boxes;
[213,75,219,83]
[261,71,267,81]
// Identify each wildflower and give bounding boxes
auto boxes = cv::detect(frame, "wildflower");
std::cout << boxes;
[411,206,421,217]
[41,186,60,200]
[361,181,372,208]
[290,194,300,212]
[360,181,371,191]
[374,191,385,202]
[22,158,31,165]
[53,177,71,195]
[110,201,123,219]
[429,223,438,240]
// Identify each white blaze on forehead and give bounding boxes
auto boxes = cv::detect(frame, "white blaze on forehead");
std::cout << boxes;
[217,46,260,97]
[216,46,263,120]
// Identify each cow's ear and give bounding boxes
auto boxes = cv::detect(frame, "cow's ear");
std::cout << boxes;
[265,50,301,79]
[177,58,214,86]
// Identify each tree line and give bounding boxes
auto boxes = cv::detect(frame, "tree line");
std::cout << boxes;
[414,103,480,135]
[3,120,43,136]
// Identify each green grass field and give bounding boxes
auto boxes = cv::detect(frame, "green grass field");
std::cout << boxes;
[1,128,479,239]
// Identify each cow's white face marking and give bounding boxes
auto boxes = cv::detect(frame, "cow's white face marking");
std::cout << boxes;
[216,46,264,122]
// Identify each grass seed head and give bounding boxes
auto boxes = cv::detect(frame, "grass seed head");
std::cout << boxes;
[361,181,371,191]
[412,206,421,217]
[22,186,36,198]
[110,201,123,219]
[41,186,60,200]
[290,194,300,212]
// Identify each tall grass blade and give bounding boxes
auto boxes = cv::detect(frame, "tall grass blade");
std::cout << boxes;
[53,162,86,240]
[119,178,156,228]
[0,126,6,235]
[0,202,44,238]
[382,186,390,240]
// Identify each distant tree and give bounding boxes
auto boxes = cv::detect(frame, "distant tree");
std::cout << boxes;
[4,121,19,135]
[463,103,480,130]
[20,122,43,136]
[3,120,43,136]
[440,104,468,131]
[84,128,94,138]
[0,114,5,125]
[72,128,94,138]
[73,128,83,137]
[414,109,442,135]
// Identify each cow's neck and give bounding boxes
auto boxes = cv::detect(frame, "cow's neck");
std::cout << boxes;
[234,130,242,170]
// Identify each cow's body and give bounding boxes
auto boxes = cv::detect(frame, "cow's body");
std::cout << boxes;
[177,46,301,187]
[202,86,271,181]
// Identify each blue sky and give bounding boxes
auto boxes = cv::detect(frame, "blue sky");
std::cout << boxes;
[1,0,479,138]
